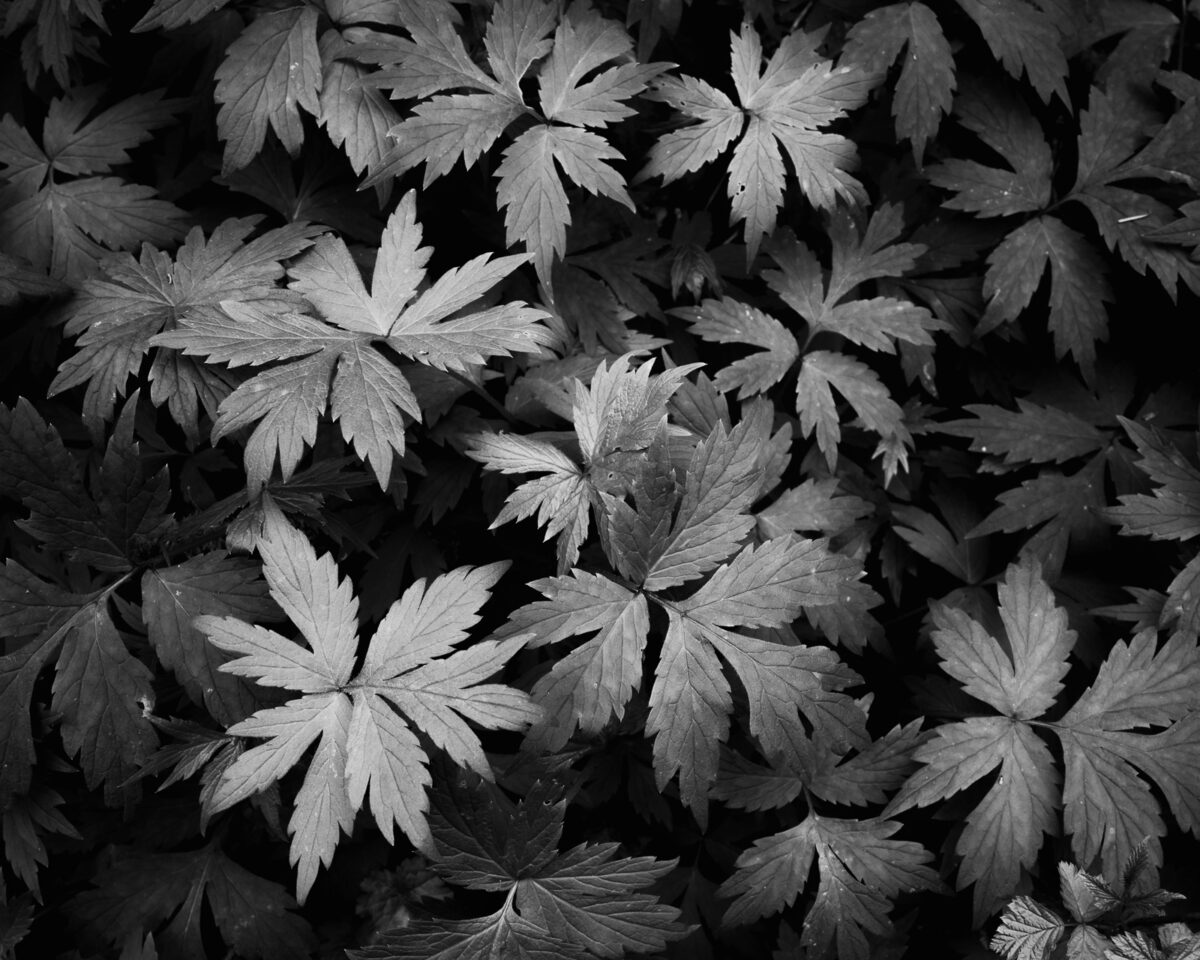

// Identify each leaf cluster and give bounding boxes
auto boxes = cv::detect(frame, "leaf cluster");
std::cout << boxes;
[1,0,1199,958]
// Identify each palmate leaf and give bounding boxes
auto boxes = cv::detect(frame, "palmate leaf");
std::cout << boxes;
[154,194,550,490]
[67,842,315,960]
[713,720,924,813]
[887,559,1200,920]
[719,812,939,959]
[196,505,540,903]
[497,415,866,822]
[466,355,698,573]
[795,350,912,479]
[981,216,1113,379]
[351,778,687,960]
[1106,415,1200,549]
[141,551,278,726]
[677,206,935,480]
[359,0,666,282]
[0,399,185,804]
[641,22,872,259]
[50,219,319,440]
[939,400,1109,467]
[669,297,801,399]
[0,89,187,281]
[952,0,1068,104]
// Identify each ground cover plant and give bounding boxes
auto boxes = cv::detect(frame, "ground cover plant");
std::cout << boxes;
[1,0,1200,957]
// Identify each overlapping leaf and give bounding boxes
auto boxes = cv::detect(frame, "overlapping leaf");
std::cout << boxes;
[641,22,871,258]
[466,354,697,573]
[349,776,687,960]
[0,89,187,281]
[197,506,540,902]
[213,6,322,174]
[887,559,1200,919]
[50,219,319,439]
[357,0,666,282]
[67,842,315,960]
[842,2,955,161]
[0,399,172,803]
[154,193,550,490]
[495,416,867,822]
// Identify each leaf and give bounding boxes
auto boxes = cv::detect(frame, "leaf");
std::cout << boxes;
[51,219,318,438]
[718,813,939,959]
[892,504,987,584]
[0,561,159,806]
[351,908,584,960]
[969,456,1108,576]
[979,216,1113,378]
[495,123,633,284]
[132,0,233,32]
[939,400,1108,467]
[671,297,801,398]
[1107,418,1200,542]
[1070,87,1200,300]
[765,206,937,347]
[365,0,662,284]
[198,514,539,901]
[927,85,1053,218]
[639,418,762,590]
[650,537,866,822]
[1,785,80,901]
[382,776,689,959]
[318,36,404,190]
[214,6,323,174]
[953,0,1069,104]
[0,89,188,281]
[841,2,955,161]
[795,350,912,479]
[141,552,277,726]
[989,897,1067,960]
[469,355,697,573]
[888,560,1200,919]
[67,842,315,960]
[715,719,922,813]
[1057,631,1200,877]
[155,199,549,490]
[756,478,873,539]
[642,23,871,258]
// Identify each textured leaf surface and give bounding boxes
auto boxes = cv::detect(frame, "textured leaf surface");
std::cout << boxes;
[719,813,939,959]
[643,23,870,258]
[198,511,538,902]
[52,219,317,437]
[67,843,315,960]
[155,199,547,489]
[349,776,687,959]
[0,88,187,281]
[214,6,322,173]
[889,560,1200,918]
[842,2,955,160]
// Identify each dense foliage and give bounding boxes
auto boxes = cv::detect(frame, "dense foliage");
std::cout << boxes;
[2,0,1199,958]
